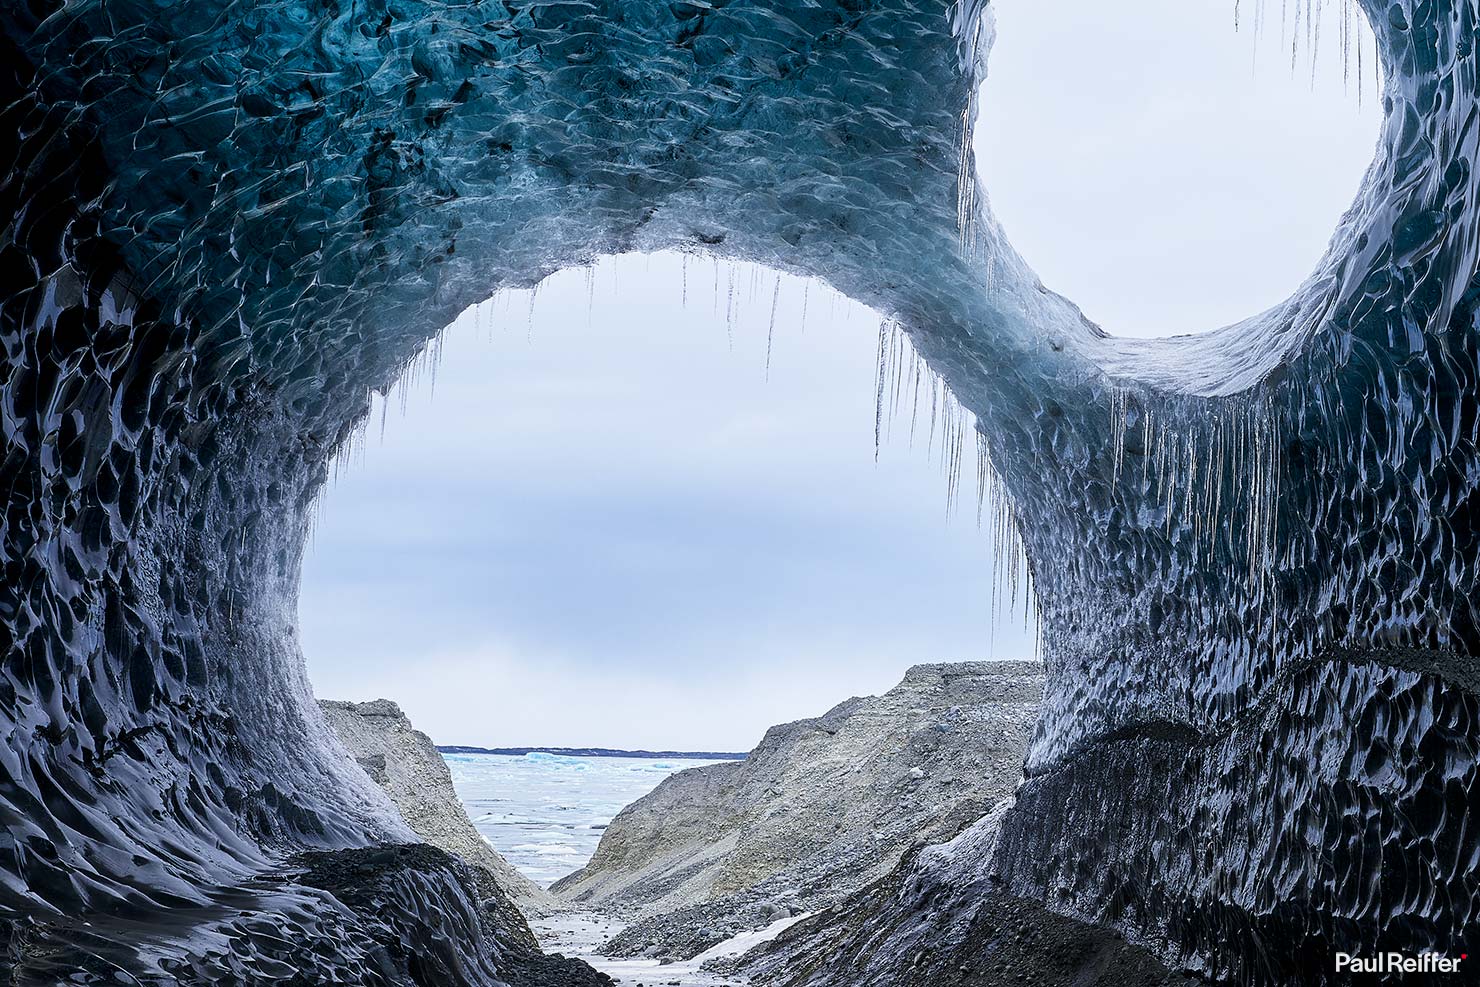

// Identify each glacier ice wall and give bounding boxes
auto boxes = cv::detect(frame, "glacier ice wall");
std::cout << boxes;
[0,0,1477,983]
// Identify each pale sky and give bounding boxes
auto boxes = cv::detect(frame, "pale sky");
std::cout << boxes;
[981,0,1380,336]
[299,0,1379,751]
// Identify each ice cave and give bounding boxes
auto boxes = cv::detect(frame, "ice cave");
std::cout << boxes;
[1,0,1478,984]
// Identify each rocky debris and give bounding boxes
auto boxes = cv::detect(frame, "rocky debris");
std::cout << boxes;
[292,843,611,987]
[319,698,557,928]
[531,910,760,986]
[600,898,804,962]
[720,802,1200,987]
[552,661,1044,962]
[733,878,1201,987]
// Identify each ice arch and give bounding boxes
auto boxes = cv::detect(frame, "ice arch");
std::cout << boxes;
[1,1,1477,984]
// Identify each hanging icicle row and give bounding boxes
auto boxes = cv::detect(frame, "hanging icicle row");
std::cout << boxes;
[873,318,1040,635]
[1105,383,1287,649]
[1240,0,1378,95]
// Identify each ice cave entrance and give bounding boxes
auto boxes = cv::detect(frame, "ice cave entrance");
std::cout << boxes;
[300,252,1036,761]
[979,0,1381,338]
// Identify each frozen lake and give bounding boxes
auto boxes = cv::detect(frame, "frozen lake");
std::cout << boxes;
[443,751,728,885]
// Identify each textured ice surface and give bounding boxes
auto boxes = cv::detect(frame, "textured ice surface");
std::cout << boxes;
[1,0,1479,984]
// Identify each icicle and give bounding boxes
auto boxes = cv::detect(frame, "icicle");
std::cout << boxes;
[859,312,1037,628]
[975,429,989,528]
[873,319,888,462]
[893,327,908,423]
[1309,0,1320,87]
[947,412,965,519]
[765,276,780,379]
[1109,387,1128,483]
[1356,10,1364,106]
[527,282,539,341]
[585,264,596,325]
[1141,409,1153,489]
[725,264,736,350]
[884,322,910,437]
[909,357,923,447]
[1341,0,1351,92]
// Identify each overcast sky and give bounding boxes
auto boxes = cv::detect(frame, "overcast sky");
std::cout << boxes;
[299,0,1378,751]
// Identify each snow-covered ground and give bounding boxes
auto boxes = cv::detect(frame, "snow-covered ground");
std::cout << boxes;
[443,751,726,884]
[534,910,810,986]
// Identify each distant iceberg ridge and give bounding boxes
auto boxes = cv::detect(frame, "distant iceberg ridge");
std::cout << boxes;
[437,745,748,760]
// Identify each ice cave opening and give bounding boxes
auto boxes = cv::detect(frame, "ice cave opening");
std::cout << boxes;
[299,253,1039,761]
[11,0,1480,980]
[977,0,1382,338]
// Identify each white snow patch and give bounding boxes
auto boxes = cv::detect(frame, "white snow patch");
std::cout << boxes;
[533,910,811,986]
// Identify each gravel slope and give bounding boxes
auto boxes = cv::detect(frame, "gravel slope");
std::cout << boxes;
[552,661,1044,960]
[319,698,558,925]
